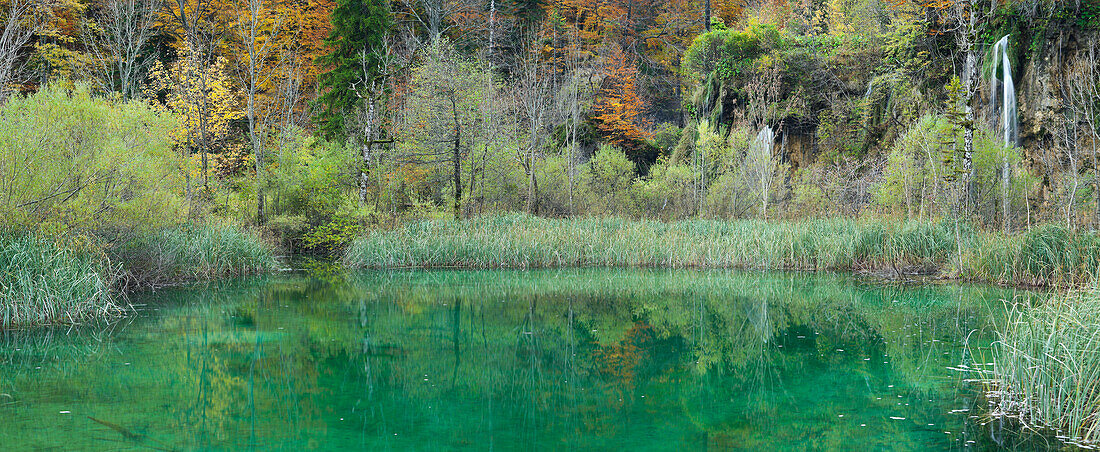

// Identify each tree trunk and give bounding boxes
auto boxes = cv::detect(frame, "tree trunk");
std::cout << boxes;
[704,0,711,31]
[451,98,462,220]
[360,100,375,205]
[526,160,538,215]
[962,57,976,212]
[1002,159,1011,233]
[453,136,462,220]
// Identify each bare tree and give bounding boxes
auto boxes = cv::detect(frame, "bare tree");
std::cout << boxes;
[947,0,992,212]
[350,44,394,208]
[1065,42,1100,229]
[82,0,161,99]
[233,0,284,224]
[513,38,550,215]
[0,0,43,103]
[395,0,484,46]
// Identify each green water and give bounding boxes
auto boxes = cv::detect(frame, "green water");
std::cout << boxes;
[0,269,1054,450]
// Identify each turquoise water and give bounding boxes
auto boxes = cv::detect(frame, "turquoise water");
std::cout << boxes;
[0,269,1055,450]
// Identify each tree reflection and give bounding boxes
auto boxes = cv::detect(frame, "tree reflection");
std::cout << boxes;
[0,269,1045,450]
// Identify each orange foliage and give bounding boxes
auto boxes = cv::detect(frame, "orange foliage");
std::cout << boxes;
[594,323,655,388]
[592,45,651,151]
[883,0,955,8]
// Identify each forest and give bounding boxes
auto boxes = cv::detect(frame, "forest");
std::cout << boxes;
[1,0,1098,244]
[3,0,1100,447]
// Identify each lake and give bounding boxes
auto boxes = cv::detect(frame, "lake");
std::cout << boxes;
[0,269,1054,450]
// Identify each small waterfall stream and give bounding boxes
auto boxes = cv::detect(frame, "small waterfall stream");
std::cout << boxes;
[989,35,1018,231]
[749,126,774,217]
[989,35,1018,146]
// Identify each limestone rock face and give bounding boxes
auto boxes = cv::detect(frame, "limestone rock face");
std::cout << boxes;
[1016,25,1100,170]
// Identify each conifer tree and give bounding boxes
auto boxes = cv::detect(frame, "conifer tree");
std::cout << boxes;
[313,0,390,140]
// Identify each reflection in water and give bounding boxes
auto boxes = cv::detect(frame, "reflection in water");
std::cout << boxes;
[0,269,1054,450]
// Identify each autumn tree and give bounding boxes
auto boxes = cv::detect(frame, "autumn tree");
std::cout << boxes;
[147,46,244,211]
[592,44,650,163]
[163,0,233,197]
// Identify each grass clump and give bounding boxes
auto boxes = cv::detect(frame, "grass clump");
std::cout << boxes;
[118,223,279,288]
[985,285,1100,447]
[954,225,1100,287]
[0,235,119,327]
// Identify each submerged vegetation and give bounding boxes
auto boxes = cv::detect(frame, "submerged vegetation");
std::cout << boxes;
[345,214,1100,288]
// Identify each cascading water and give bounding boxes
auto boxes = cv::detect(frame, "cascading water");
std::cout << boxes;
[989,35,1018,146]
[989,35,1018,232]
[753,126,774,153]
[749,126,775,217]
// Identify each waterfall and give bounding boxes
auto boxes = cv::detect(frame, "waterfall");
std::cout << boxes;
[989,35,1018,146]
[753,125,774,152]
[748,125,775,217]
[989,35,1017,232]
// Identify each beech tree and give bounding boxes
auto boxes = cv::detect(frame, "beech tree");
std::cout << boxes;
[591,44,649,160]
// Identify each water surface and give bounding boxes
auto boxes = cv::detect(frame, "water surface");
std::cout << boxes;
[0,269,1052,450]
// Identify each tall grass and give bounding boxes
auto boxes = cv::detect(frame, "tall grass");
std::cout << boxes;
[1,223,277,327]
[0,235,118,327]
[344,214,1100,287]
[984,285,1100,447]
[118,223,279,288]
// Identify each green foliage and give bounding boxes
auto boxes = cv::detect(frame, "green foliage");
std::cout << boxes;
[267,131,353,222]
[301,215,364,255]
[586,145,636,215]
[313,0,392,140]
[0,84,184,236]
[0,233,118,327]
[876,113,1031,229]
[876,114,953,216]
[632,160,696,219]
[682,23,780,85]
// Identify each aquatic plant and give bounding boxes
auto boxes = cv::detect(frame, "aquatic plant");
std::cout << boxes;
[985,284,1100,447]
[118,223,278,288]
[344,214,1100,287]
[0,234,118,327]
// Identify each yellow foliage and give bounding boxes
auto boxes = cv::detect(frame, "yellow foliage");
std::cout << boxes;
[146,45,244,151]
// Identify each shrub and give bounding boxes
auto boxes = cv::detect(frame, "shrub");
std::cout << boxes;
[0,84,183,236]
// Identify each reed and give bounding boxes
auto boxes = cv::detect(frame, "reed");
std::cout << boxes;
[0,234,118,327]
[119,223,279,288]
[984,285,1100,447]
[344,214,1100,287]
